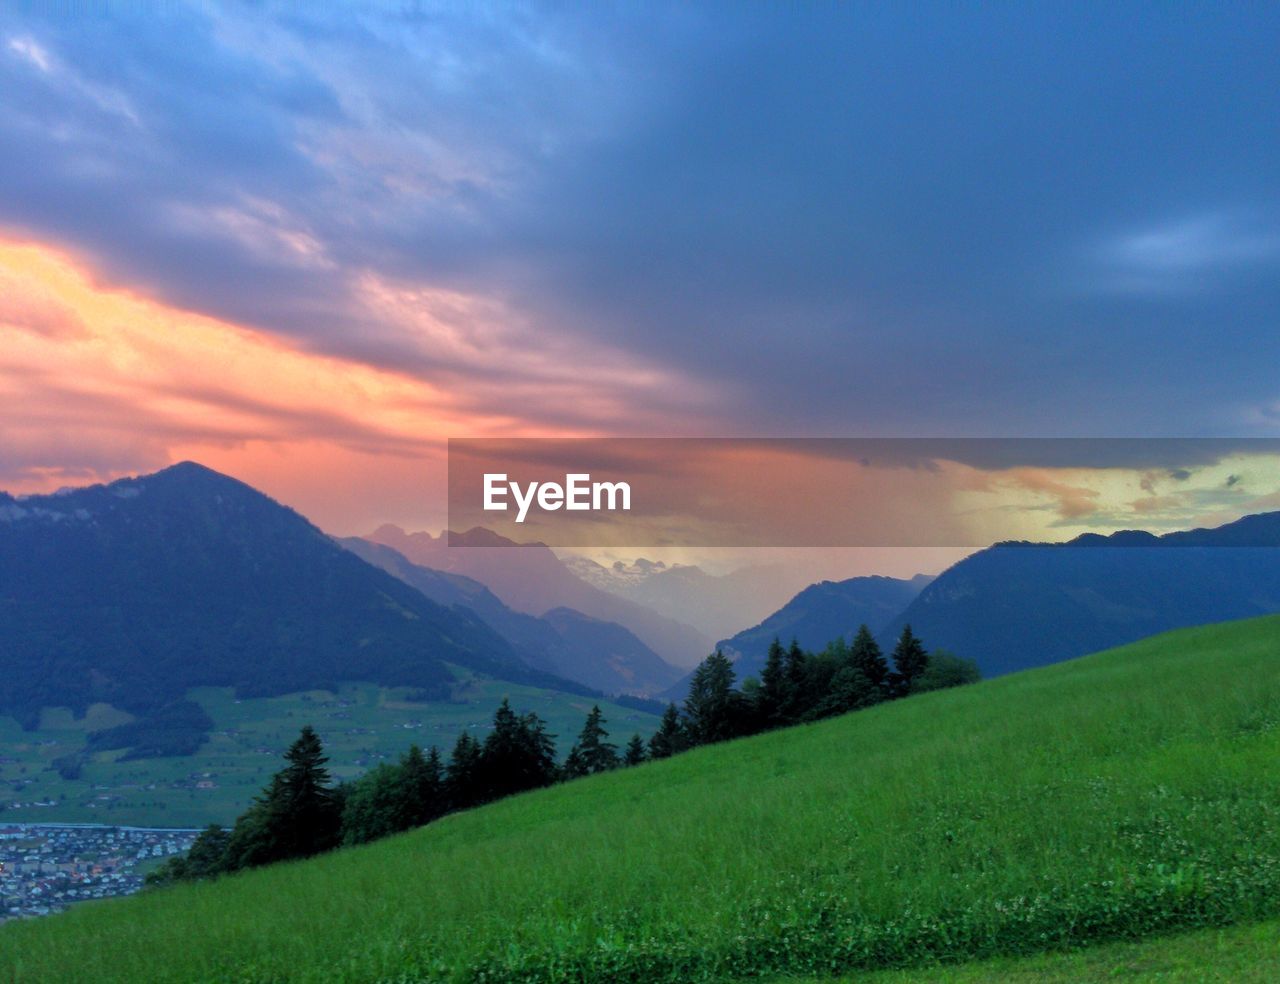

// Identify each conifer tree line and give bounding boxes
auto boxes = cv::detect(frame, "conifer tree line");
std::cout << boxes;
[150,624,975,884]
[663,624,975,752]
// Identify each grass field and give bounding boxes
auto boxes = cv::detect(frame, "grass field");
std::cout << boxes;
[0,673,658,826]
[801,917,1280,982]
[2,615,1278,982]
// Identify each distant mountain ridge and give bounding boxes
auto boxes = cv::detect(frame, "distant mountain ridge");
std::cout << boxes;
[364,525,712,668]
[562,556,678,591]
[0,463,585,743]
[719,573,931,669]
[660,573,932,699]
[561,555,801,642]
[341,538,682,695]
[883,510,1280,677]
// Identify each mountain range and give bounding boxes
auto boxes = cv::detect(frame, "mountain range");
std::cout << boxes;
[660,573,932,697]
[883,511,1280,676]
[340,537,682,695]
[718,574,933,667]
[364,525,712,667]
[0,463,584,743]
[6,459,1280,757]
[561,556,799,641]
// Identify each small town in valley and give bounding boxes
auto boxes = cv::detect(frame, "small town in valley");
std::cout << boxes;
[0,824,198,921]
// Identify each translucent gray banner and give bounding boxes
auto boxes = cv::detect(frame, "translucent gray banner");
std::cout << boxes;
[447,438,1280,547]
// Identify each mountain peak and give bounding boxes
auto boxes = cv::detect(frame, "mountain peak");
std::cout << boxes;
[449,527,527,547]
[143,460,257,492]
[2,461,278,528]
[0,464,548,734]
[157,460,222,478]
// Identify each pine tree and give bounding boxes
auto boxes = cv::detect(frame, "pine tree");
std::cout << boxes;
[740,675,762,730]
[850,624,890,694]
[224,725,341,868]
[684,650,740,745]
[779,639,808,721]
[572,705,619,774]
[399,743,442,827]
[275,725,341,858]
[478,699,559,799]
[623,733,647,766]
[222,780,281,871]
[758,637,788,727]
[519,711,559,786]
[561,744,588,779]
[446,730,482,810]
[797,650,839,721]
[648,703,686,759]
[478,698,523,798]
[425,745,445,806]
[890,624,929,696]
[825,635,851,665]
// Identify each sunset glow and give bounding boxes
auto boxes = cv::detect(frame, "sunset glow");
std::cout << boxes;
[0,236,710,531]
[2,2,1277,546]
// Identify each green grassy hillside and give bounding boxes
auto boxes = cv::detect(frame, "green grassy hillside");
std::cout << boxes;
[820,917,1280,982]
[0,676,657,826]
[3,616,1279,982]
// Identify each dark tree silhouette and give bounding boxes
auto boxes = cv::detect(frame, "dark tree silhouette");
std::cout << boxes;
[891,624,929,696]
[850,624,890,693]
[624,733,647,766]
[684,650,743,744]
[758,637,788,727]
[478,699,558,800]
[446,731,482,810]
[648,703,687,759]
[570,705,619,775]
[223,725,342,870]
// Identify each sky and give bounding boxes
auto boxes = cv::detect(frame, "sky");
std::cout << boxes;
[1,2,1279,549]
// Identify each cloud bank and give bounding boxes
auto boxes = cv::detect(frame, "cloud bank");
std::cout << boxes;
[2,2,1279,531]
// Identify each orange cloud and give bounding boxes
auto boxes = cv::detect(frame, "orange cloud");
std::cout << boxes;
[996,468,1103,520]
[0,239,540,526]
[0,235,723,531]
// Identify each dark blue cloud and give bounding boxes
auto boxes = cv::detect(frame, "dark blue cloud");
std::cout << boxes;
[1,1,1278,437]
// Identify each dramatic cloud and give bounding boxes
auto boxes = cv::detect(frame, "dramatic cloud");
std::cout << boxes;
[1,2,1278,535]
[0,238,703,530]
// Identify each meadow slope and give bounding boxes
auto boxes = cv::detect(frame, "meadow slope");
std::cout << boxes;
[3,616,1279,982]
[808,917,1280,983]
